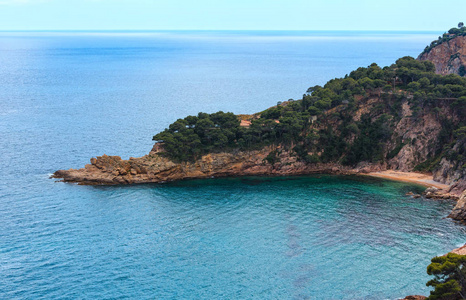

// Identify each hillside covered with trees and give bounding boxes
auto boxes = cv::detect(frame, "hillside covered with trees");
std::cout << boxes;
[153,56,465,179]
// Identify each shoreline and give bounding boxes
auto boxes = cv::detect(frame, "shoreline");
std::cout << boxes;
[364,170,451,191]
[53,151,463,200]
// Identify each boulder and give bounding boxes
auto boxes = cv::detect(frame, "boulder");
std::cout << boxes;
[448,190,466,221]
[400,296,426,300]
[425,187,438,194]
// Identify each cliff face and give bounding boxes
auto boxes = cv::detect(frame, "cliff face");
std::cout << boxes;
[417,34,466,196]
[434,138,466,195]
[386,101,442,171]
[384,99,465,194]
[418,35,466,76]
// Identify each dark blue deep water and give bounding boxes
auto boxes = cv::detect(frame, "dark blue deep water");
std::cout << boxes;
[1,31,465,299]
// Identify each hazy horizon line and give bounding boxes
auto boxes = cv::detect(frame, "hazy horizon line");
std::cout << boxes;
[0,29,446,33]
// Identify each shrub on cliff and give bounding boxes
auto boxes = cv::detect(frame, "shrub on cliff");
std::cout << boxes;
[426,253,466,299]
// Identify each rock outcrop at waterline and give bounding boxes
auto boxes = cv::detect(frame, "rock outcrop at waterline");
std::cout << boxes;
[52,147,370,185]
[400,296,426,300]
[448,190,466,221]
[418,35,466,76]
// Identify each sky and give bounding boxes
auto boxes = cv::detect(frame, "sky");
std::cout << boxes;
[0,0,464,31]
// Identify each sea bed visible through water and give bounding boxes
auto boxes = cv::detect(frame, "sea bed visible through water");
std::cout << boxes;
[1,31,465,299]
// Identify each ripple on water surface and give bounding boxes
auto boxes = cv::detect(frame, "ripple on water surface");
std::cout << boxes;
[4,175,461,299]
[0,30,456,299]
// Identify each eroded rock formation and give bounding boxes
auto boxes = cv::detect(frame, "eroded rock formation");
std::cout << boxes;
[52,147,366,185]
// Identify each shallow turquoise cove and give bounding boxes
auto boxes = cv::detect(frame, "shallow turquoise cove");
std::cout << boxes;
[3,175,466,299]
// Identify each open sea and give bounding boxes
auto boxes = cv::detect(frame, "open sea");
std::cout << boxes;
[1,31,466,299]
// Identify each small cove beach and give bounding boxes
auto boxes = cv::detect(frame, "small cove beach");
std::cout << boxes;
[366,170,451,190]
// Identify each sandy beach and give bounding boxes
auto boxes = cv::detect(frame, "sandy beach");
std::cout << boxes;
[365,170,451,190]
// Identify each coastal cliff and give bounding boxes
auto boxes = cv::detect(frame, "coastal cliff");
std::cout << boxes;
[417,33,466,197]
[418,35,466,76]
[53,92,463,192]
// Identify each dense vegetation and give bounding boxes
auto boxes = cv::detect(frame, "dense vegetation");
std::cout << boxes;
[426,253,466,300]
[152,111,241,161]
[153,56,465,169]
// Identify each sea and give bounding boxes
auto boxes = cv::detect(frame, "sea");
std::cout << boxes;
[1,30,465,299]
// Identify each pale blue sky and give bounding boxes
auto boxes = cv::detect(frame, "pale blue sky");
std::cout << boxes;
[0,0,464,31]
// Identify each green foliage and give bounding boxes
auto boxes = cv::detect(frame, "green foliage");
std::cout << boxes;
[153,111,240,161]
[264,150,280,165]
[344,114,392,165]
[408,81,421,92]
[345,123,359,134]
[442,127,466,168]
[455,127,466,138]
[449,28,461,35]
[153,50,466,165]
[426,253,466,299]
[414,156,442,172]
[319,126,346,163]
[459,66,466,77]
[437,118,456,156]
[307,106,321,116]
[261,106,282,119]
[419,77,431,88]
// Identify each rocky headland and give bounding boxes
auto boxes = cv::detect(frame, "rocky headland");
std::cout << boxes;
[52,92,463,190]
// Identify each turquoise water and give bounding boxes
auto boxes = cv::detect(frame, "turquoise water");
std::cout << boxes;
[1,31,465,299]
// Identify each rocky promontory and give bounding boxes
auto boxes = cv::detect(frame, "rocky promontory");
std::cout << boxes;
[53,91,465,195]
[52,146,369,185]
